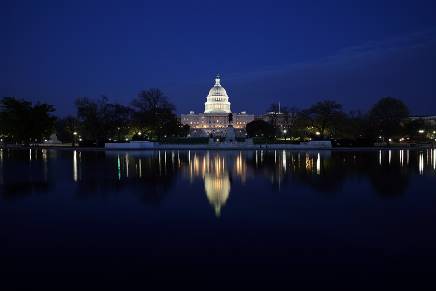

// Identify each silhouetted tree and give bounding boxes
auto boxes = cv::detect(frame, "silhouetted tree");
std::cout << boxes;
[0,97,56,144]
[301,100,344,138]
[55,116,79,143]
[246,119,275,138]
[132,88,181,139]
[367,97,409,140]
[75,96,132,145]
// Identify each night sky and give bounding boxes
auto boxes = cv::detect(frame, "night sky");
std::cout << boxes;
[1,0,436,116]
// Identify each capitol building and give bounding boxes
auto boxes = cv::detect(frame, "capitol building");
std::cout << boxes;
[181,75,254,137]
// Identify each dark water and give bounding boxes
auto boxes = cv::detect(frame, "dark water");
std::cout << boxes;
[1,148,436,289]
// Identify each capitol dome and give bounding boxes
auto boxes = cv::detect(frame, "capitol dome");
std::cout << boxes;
[204,74,231,113]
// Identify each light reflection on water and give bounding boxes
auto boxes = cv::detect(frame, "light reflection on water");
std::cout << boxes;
[434,149,436,170]
[73,150,78,182]
[1,148,436,216]
[419,152,424,175]
[2,148,436,287]
[0,149,3,185]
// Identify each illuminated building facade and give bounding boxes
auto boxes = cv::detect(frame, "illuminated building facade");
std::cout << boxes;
[180,75,254,137]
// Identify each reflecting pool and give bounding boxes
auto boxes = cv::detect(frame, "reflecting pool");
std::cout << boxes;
[1,149,436,288]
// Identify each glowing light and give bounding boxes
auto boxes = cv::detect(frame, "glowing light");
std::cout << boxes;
[177,151,180,167]
[316,153,321,175]
[316,131,321,136]
[400,150,404,166]
[117,155,121,180]
[73,150,78,182]
[379,150,382,165]
[282,150,286,171]
[138,132,142,135]
[419,152,424,175]
[418,129,425,134]
[433,149,436,170]
[125,154,129,178]
[388,150,391,164]
[158,151,161,174]
[73,132,77,136]
[204,172,230,217]
[234,152,246,182]
[388,138,392,142]
[0,149,3,185]
[305,153,313,171]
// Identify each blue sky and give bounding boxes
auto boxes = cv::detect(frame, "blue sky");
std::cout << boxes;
[1,0,436,115]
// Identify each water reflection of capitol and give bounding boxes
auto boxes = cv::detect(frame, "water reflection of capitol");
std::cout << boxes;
[181,150,327,216]
[184,151,249,217]
[79,150,329,217]
[69,148,436,217]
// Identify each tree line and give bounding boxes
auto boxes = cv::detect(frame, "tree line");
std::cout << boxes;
[246,97,435,145]
[0,88,188,146]
[1,93,434,146]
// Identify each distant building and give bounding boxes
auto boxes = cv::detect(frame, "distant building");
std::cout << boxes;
[259,110,298,131]
[408,115,436,126]
[181,75,254,137]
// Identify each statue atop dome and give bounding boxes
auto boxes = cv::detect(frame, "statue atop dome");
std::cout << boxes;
[215,74,221,85]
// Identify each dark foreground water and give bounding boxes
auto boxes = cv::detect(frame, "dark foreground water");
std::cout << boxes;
[1,148,436,289]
